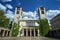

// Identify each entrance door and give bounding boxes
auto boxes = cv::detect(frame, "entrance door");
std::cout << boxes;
[35,29,38,36]
[28,29,30,36]
[31,29,34,36]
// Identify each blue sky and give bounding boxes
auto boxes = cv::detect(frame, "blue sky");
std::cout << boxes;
[0,0,60,22]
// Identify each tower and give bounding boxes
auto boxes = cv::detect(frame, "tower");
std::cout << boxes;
[14,7,22,23]
[38,6,50,36]
[11,7,22,37]
[38,6,46,19]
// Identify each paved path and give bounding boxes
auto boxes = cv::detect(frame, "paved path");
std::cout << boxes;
[0,37,60,40]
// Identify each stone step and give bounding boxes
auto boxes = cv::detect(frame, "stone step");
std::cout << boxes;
[0,37,59,40]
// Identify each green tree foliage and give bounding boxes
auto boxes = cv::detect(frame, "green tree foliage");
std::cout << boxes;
[11,22,20,37]
[0,10,9,28]
[37,19,50,36]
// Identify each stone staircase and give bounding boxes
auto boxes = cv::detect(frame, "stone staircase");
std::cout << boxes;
[0,37,59,40]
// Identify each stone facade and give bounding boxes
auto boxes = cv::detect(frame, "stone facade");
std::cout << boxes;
[49,14,60,38]
[50,14,60,29]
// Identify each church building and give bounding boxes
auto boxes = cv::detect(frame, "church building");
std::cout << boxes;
[13,6,46,37]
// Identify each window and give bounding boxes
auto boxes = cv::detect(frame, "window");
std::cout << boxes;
[41,11,44,14]
[17,7,20,10]
[16,11,19,14]
[26,21,35,26]
[40,7,44,10]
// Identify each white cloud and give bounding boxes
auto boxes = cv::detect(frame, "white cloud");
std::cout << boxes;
[0,3,7,11]
[1,0,12,2]
[5,10,14,21]
[23,16,29,19]
[5,11,38,21]
[6,4,13,9]
[46,10,60,20]
[22,11,38,19]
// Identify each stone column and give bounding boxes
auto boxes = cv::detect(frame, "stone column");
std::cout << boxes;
[0,29,1,32]
[9,31,11,37]
[38,29,40,36]
[30,28,31,36]
[26,29,28,36]
[34,28,35,36]
[22,29,24,36]
[0,30,1,37]
[2,30,5,37]
[6,31,8,37]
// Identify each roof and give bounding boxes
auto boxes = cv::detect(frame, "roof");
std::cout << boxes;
[50,13,60,21]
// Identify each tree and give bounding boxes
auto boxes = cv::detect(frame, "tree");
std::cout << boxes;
[11,22,20,37]
[37,19,50,36]
[0,10,9,28]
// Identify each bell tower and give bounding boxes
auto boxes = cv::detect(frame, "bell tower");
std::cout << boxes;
[38,6,46,19]
[14,7,22,23]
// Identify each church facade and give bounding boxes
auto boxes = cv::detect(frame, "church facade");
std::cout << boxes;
[13,6,47,37]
